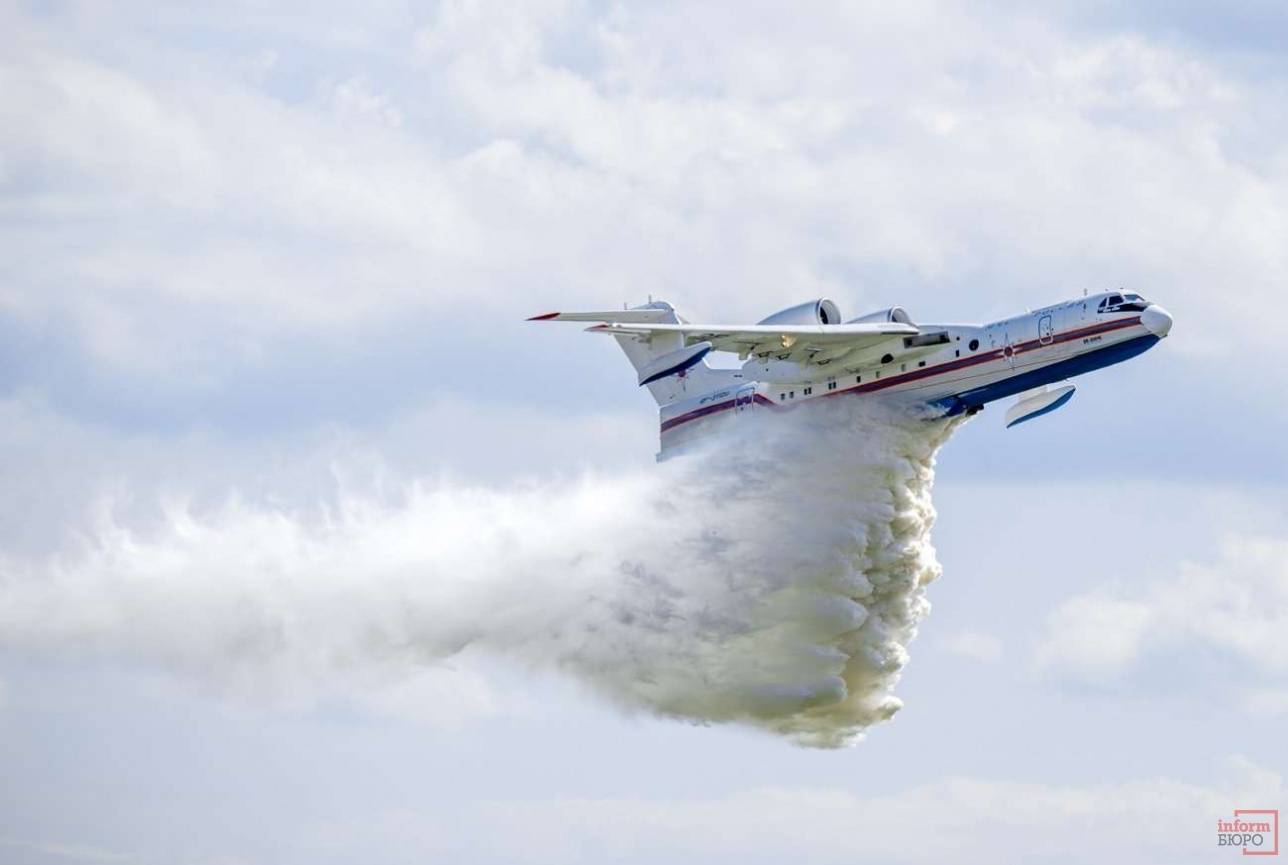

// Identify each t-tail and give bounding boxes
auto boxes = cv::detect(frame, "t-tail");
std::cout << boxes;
[527,301,739,406]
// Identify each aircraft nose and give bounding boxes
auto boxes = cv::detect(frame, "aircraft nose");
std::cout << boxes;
[1141,304,1173,337]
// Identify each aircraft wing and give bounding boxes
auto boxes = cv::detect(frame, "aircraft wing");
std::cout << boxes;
[572,319,917,362]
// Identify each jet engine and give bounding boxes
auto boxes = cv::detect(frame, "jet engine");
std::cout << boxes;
[848,306,914,325]
[757,298,842,326]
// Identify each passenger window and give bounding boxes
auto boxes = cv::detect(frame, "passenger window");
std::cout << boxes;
[968,339,979,351]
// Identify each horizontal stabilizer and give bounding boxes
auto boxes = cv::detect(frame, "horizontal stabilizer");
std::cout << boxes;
[527,309,674,324]
[1005,384,1076,428]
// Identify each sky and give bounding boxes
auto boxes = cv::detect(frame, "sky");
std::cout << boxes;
[2,1,1287,862]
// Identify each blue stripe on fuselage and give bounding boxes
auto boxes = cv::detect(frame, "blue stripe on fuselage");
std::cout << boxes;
[937,334,1161,416]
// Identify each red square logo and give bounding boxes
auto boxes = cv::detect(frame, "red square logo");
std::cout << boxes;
[1217,810,1279,856]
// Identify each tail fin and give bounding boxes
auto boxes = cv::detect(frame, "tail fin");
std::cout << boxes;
[528,301,735,406]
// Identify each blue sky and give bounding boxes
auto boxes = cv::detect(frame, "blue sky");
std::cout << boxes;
[1,1,1286,863]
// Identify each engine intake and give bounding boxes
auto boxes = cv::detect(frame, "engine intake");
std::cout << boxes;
[757,298,842,326]
[849,306,914,325]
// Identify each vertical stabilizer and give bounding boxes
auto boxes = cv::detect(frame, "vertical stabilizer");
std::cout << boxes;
[607,302,733,406]
[527,301,736,406]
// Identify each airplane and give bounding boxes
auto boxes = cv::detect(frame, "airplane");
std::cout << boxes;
[529,290,1173,454]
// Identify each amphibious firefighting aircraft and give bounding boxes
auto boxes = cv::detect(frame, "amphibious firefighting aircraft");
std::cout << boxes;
[529,291,1173,453]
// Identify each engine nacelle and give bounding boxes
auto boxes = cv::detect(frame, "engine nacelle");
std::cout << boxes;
[849,306,914,325]
[757,298,842,326]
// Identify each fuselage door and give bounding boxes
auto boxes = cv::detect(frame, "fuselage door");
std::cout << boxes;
[734,385,756,415]
[1039,314,1054,346]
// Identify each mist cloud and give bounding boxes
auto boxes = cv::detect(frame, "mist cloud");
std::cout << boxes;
[0,401,960,746]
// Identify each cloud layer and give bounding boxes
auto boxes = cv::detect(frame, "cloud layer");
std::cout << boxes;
[3,0,1288,422]
[1037,536,1288,689]
[218,756,1283,865]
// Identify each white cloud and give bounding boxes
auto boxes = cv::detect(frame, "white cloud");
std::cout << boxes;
[349,665,501,728]
[1035,535,1288,685]
[0,390,657,562]
[4,0,1288,393]
[941,629,1004,662]
[305,757,1282,865]
[328,77,404,128]
[1034,595,1153,679]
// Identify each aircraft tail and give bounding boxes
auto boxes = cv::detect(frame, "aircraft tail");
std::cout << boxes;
[528,301,736,406]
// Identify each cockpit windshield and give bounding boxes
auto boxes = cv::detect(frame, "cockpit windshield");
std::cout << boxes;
[1098,292,1150,313]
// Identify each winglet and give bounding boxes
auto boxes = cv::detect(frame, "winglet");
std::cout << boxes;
[527,311,560,321]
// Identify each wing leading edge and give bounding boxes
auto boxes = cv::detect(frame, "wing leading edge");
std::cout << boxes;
[580,320,917,362]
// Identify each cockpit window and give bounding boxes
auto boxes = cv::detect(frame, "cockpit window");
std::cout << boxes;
[1099,291,1151,313]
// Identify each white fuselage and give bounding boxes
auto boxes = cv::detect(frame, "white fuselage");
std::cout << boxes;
[658,291,1172,449]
